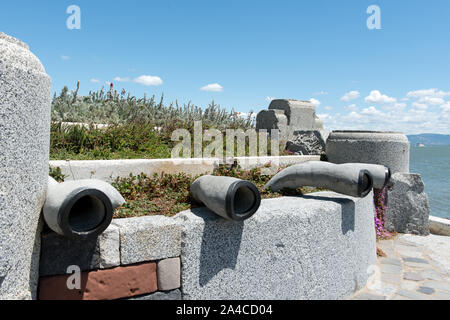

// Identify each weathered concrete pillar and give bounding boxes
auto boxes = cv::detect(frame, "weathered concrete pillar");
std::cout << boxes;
[326,131,410,174]
[269,99,322,130]
[0,33,51,299]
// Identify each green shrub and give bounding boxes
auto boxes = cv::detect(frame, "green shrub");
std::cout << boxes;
[112,165,324,218]
[49,166,66,182]
[50,122,173,160]
[51,82,255,129]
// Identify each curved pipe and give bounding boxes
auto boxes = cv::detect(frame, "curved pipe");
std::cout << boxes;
[264,161,373,198]
[191,175,261,221]
[43,177,125,239]
[339,163,391,189]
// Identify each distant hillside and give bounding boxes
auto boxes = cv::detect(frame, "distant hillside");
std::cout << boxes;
[407,134,450,146]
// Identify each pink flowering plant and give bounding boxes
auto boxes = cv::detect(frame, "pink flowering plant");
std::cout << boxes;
[373,187,392,239]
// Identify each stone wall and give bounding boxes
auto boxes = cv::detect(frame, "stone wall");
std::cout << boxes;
[37,192,377,300]
[38,216,182,300]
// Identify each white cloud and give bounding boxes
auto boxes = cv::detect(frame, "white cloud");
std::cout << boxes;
[383,102,407,110]
[316,102,450,134]
[365,90,396,104]
[317,113,331,121]
[324,106,333,111]
[341,90,360,102]
[314,91,328,96]
[405,88,450,110]
[309,98,321,107]
[265,96,276,101]
[412,102,428,110]
[347,111,363,121]
[393,102,407,109]
[114,76,131,82]
[441,102,450,113]
[61,55,70,60]
[201,83,223,92]
[407,88,450,99]
[361,106,383,116]
[418,96,445,106]
[90,78,100,83]
[133,75,163,86]
[345,104,358,112]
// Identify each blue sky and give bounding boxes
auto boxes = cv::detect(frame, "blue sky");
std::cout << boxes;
[1,0,449,134]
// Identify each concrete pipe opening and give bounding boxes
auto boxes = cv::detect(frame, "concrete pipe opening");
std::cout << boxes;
[226,181,261,220]
[43,177,125,239]
[58,188,113,238]
[358,171,373,198]
[190,176,262,221]
[339,163,392,189]
[68,194,107,233]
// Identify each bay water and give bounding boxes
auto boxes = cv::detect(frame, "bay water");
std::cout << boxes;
[410,146,450,219]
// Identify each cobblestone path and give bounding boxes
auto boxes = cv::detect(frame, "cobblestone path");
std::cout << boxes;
[350,234,450,300]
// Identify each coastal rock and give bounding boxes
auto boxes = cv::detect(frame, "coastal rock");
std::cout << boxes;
[385,173,430,236]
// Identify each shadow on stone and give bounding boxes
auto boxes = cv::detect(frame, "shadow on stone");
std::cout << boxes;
[301,195,356,234]
[39,231,98,277]
[189,208,244,287]
[29,216,44,299]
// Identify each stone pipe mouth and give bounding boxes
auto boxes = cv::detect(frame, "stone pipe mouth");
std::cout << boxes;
[358,170,374,198]
[57,188,113,239]
[225,181,261,221]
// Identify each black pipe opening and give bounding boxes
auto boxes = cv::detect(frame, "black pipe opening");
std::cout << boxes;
[225,181,261,221]
[358,170,374,198]
[58,188,113,239]
[69,195,106,232]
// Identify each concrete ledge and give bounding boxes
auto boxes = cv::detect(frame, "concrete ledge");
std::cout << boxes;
[234,155,319,170]
[174,191,377,300]
[429,216,450,236]
[40,225,120,276]
[49,156,320,182]
[112,216,182,265]
[49,158,218,182]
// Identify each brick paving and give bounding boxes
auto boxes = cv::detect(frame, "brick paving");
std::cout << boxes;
[350,234,450,300]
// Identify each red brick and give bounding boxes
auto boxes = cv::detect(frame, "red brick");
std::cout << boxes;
[39,262,157,300]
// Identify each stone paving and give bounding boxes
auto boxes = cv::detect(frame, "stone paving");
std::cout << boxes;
[350,234,450,300]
